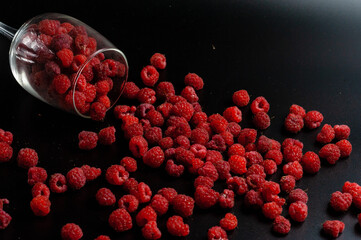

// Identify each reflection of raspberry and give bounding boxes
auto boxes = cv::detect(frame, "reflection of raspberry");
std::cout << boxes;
[56,48,73,67]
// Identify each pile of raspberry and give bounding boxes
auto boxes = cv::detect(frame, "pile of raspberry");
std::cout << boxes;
[26,19,127,120]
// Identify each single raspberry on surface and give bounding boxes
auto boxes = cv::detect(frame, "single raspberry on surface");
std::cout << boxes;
[238,128,257,146]
[66,167,86,189]
[329,191,352,211]
[166,215,190,237]
[136,206,157,227]
[316,124,335,144]
[289,104,306,118]
[334,125,350,140]
[263,160,277,175]
[150,194,169,215]
[96,188,116,206]
[105,165,129,186]
[130,182,152,203]
[283,145,303,163]
[265,149,283,165]
[283,161,303,180]
[150,53,166,69]
[228,155,247,175]
[172,194,195,217]
[304,110,323,129]
[32,182,50,198]
[165,160,184,177]
[122,81,140,99]
[30,195,51,216]
[223,106,242,123]
[195,185,219,209]
[208,226,228,240]
[109,208,133,232]
[272,216,291,235]
[17,148,38,169]
[289,189,308,203]
[143,146,165,168]
[219,189,235,209]
[289,201,308,222]
[129,136,148,158]
[323,220,345,238]
[342,181,361,197]
[78,131,98,150]
[233,89,250,107]
[49,173,67,193]
[220,213,237,231]
[28,167,47,185]
[227,176,248,195]
[137,88,156,104]
[336,139,352,158]
[80,165,101,181]
[0,129,13,145]
[174,147,194,166]
[250,96,270,114]
[244,190,263,209]
[184,73,204,90]
[118,194,139,213]
[98,126,116,145]
[158,188,178,203]
[0,142,13,162]
[142,221,161,240]
[301,151,321,174]
[61,223,83,240]
[284,113,304,133]
[0,209,11,229]
[319,144,341,164]
[280,175,296,193]
[261,181,281,199]
[181,86,199,103]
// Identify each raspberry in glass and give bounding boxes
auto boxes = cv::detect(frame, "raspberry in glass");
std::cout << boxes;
[301,151,321,174]
[109,208,133,232]
[57,48,73,67]
[184,73,204,90]
[319,144,341,164]
[334,124,350,140]
[53,74,71,94]
[30,195,51,216]
[105,165,129,186]
[220,213,237,231]
[272,216,291,235]
[28,167,47,185]
[322,220,345,238]
[316,124,335,144]
[284,113,304,133]
[289,104,306,118]
[141,65,159,87]
[288,201,308,222]
[118,194,139,213]
[232,89,250,107]
[61,223,83,240]
[329,191,352,211]
[166,215,190,237]
[49,173,67,193]
[17,148,38,169]
[172,194,195,217]
[32,182,50,198]
[38,19,60,36]
[66,167,86,189]
[0,142,13,162]
[304,110,323,129]
[96,188,116,206]
[283,161,303,180]
[150,194,169,215]
[336,139,352,158]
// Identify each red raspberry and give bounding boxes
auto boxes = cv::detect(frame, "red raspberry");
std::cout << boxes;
[262,181,280,197]
[0,142,12,162]
[244,190,263,208]
[53,74,71,94]
[121,115,139,130]
[226,123,241,138]
[150,194,169,215]
[96,188,116,206]
[263,160,277,175]
[80,165,101,181]
[172,101,195,122]
[316,124,335,144]
[141,65,159,87]
[319,144,341,164]
[146,110,164,127]
[282,138,304,150]
[280,175,296,193]
[208,226,227,240]
[184,73,204,90]
[17,148,38,169]
[123,178,139,192]
[283,161,303,180]
[336,139,352,158]
[31,182,50,198]
[206,134,227,152]
[220,213,237,231]
[174,147,194,166]
[137,88,156,104]
[61,223,83,240]
[167,94,188,104]
[342,181,361,197]
[194,185,219,209]
[66,167,86,189]
[219,189,235,209]
[246,164,266,178]
[39,34,52,46]
[172,194,195,217]
[284,113,304,133]
[65,91,87,111]
[157,102,173,119]
[49,173,67,193]
[227,176,248,195]
[166,215,190,237]
[289,201,308,222]
[123,123,143,140]
[198,161,219,181]
[28,167,47,185]
[51,33,73,52]
[130,182,152,203]
[238,128,257,146]
[129,136,148,158]
[245,151,263,166]
[156,81,175,100]
[253,112,270,130]
[94,236,110,240]
[227,144,245,157]
[30,195,51,216]
[56,48,73,67]
[265,150,283,165]
[251,96,270,114]
[289,104,306,118]
[0,129,13,145]
[141,221,161,240]
[228,155,247,175]
[158,137,173,150]
[181,86,199,103]
[246,174,266,190]
[118,194,139,213]
[136,206,157,227]
[38,19,60,35]
[69,74,87,93]
[45,61,61,78]
[190,144,207,159]
[208,114,228,133]
[78,131,98,150]
[165,160,184,177]
[191,111,208,126]
[283,145,303,162]
[301,151,321,174]
[98,126,116,145]
[120,157,137,172]
[262,201,282,219]
[122,81,140,99]
[158,188,178,203]
[232,89,250,107]
[256,135,281,154]
[105,165,129,186]
[95,80,110,96]
[188,158,205,174]
[150,53,166,69]
[90,102,107,121]
[329,191,352,211]
[83,84,96,103]
[272,216,291,235]
[334,125,350,140]
[304,110,323,129]
[214,160,231,180]
[71,54,87,72]
[0,209,11,229]
[323,220,345,238]
[223,106,242,123]
[109,208,133,232]
[194,176,214,188]
[143,146,165,168]
[144,127,162,145]
[69,25,87,38]
[288,188,308,203]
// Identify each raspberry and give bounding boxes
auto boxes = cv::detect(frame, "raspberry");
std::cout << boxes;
[227,176,248,195]
[282,138,304,150]
[137,88,156,104]
[304,110,323,129]
[228,155,247,175]
[157,102,173,119]
[130,182,152,203]
[316,124,335,144]
[122,81,140,99]
[96,188,116,206]
[150,53,166,69]
[262,181,281,198]
[123,178,138,193]
[209,114,228,133]
[158,137,173,150]
[219,213,237,231]
[198,162,219,181]
[141,221,161,240]
[253,112,271,130]
[109,208,133,232]
[105,165,129,186]
[280,175,296,193]
[246,164,266,178]
[17,148,38,169]
[174,147,194,166]
[38,19,60,36]
[219,189,235,208]
[223,106,242,123]
[184,73,204,90]
[288,188,308,204]
[143,146,165,168]
[136,206,157,227]
[158,188,178,203]
[61,223,83,240]
[45,61,61,77]
[120,157,137,172]
[227,144,245,157]
[245,151,263,166]
[141,65,159,87]
[323,220,345,238]
[289,201,308,222]
[144,127,162,145]
[336,139,352,158]
[265,150,283,165]
[0,198,9,210]
[189,158,205,174]
[121,115,139,130]
[146,110,164,127]
[0,129,13,145]
[74,34,89,53]
[156,81,175,100]
[342,181,361,197]
[95,80,111,96]
[71,54,87,72]
[0,209,11,229]
[284,113,304,133]
[98,126,116,145]
[32,182,50,198]
[78,131,98,150]
[250,96,270,114]
[70,73,87,92]
[49,173,67,193]
[69,25,87,38]
[191,112,207,126]
[181,86,199,103]
[66,167,86,189]
[194,176,214,188]
[244,190,263,208]
[28,167,47,185]
[194,185,219,209]
[283,161,303,180]
[329,191,352,211]
[172,101,195,122]
[289,104,306,118]
[30,195,51,216]
[190,144,207,159]
[150,194,169,215]
[129,136,148,158]
[214,160,231,180]
[334,125,350,140]
[207,226,227,240]
[172,194,195,217]
[165,160,184,177]
[301,151,321,174]
[232,89,250,107]
[95,236,110,240]
[51,33,73,52]
[246,174,266,189]
[123,123,143,140]
[283,145,303,162]
[57,48,73,67]
[256,135,281,154]
[263,160,277,175]
[80,165,101,181]
[272,216,291,235]
[0,142,12,162]
[90,102,107,121]
[118,194,139,213]
[238,128,257,146]
[206,134,227,152]
[166,215,190,237]
[319,144,341,164]
[262,201,282,219]
[83,84,96,102]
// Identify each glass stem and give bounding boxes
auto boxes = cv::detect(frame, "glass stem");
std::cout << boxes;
[0,22,17,40]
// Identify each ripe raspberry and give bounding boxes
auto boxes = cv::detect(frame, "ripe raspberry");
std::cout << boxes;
[334,125,350,140]
[272,216,291,235]
[238,128,257,146]
[129,136,148,158]
[136,206,157,227]
[206,134,227,152]
[28,167,47,185]
[220,213,237,231]
[120,157,137,172]
[209,114,228,133]
[319,144,341,164]
[122,81,140,99]
[228,155,247,175]
[130,182,152,203]
[165,160,184,177]
[78,131,98,150]
[56,48,73,67]
[118,194,139,213]
[256,135,281,154]
[167,215,190,237]
[105,165,129,186]
[262,201,282,219]
[80,165,101,181]
[342,181,361,197]
[38,19,60,35]
[323,220,345,238]
[316,124,335,144]
[123,178,139,192]
[194,185,219,209]
[83,84,96,102]
[17,148,38,169]
[66,167,86,189]
[181,86,199,103]
[262,181,280,198]
[98,126,116,145]
[65,90,86,111]
[150,53,166,69]
[245,151,263,166]
[223,106,242,123]
[280,175,296,193]
[71,54,87,72]
[263,160,277,175]
[0,129,12,145]
[282,138,304,150]
[141,221,161,240]
[156,81,175,100]
[329,191,352,211]
[227,176,248,195]
[0,142,12,162]
[158,137,173,150]
[109,208,133,232]
[336,139,352,158]
[30,195,51,216]
[246,164,266,178]
[283,145,303,162]
[143,146,165,168]
[123,123,143,140]
[226,122,241,138]
[194,176,214,188]
[45,61,61,78]
[150,194,169,215]
[0,209,11,229]
[191,111,207,126]
[289,201,308,222]
[244,190,263,209]
[284,113,304,133]
[141,65,159,87]
[233,89,250,107]
[288,189,308,204]
[61,223,83,240]
[53,75,71,95]
[96,188,116,206]
[137,88,156,104]
[250,96,270,114]
[219,189,235,209]
[289,104,306,118]
[144,127,162,145]
[146,110,164,127]
[172,101,195,122]
[214,160,231,180]
[157,102,173,119]
[198,162,219,181]
[246,174,266,190]
[94,236,110,240]
[32,182,50,198]
[51,33,72,52]
[95,80,111,96]
[253,112,270,130]
[227,144,245,157]
[265,150,283,165]
[158,188,178,203]
[188,158,205,174]
[184,73,204,90]
[174,147,194,166]
[283,161,303,180]
[189,144,206,159]
[301,151,321,174]
[49,173,67,193]
[304,110,323,129]
[172,194,195,217]
[121,115,140,130]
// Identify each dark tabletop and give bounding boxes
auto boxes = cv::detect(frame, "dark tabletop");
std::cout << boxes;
[1,0,361,239]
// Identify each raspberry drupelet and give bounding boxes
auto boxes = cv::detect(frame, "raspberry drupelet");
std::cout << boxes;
[304,110,323,129]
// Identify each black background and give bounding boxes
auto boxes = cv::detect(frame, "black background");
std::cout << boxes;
[1,0,361,239]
